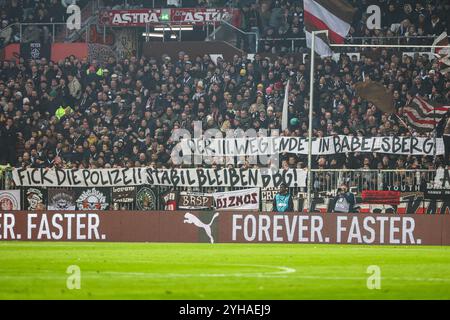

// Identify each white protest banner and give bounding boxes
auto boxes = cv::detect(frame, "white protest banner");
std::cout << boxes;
[213,188,260,210]
[12,168,307,188]
[425,168,450,199]
[179,135,444,156]
[0,190,21,210]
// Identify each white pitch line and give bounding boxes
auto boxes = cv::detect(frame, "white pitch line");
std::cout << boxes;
[99,264,296,278]
[1,272,449,283]
[0,264,297,279]
[263,275,450,282]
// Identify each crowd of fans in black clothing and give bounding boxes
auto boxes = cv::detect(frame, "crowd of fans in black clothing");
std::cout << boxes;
[0,0,448,172]
[1,0,448,50]
[237,0,448,53]
[0,46,449,171]
[0,0,91,47]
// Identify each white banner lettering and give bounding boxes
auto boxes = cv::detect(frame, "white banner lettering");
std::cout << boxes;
[179,136,443,156]
[213,188,259,210]
[12,168,306,188]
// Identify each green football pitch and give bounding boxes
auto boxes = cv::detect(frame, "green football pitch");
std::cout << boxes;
[0,242,449,299]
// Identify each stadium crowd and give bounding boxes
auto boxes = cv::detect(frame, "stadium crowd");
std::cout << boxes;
[0,43,449,171]
[253,0,449,53]
[0,0,92,47]
[97,0,449,53]
[1,0,448,50]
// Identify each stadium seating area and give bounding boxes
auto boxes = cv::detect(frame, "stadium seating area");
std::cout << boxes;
[0,0,448,171]
[254,0,448,53]
[99,0,449,52]
[0,46,448,170]
[0,0,91,47]
[1,1,448,48]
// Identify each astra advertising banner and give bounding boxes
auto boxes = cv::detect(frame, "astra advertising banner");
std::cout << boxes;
[99,8,236,27]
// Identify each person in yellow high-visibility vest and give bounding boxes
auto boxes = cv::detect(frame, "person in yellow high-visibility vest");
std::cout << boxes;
[55,106,65,120]
[55,106,73,120]
[96,67,104,77]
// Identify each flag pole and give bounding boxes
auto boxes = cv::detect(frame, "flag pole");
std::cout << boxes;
[433,106,437,167]
[307,30,328,212]
[282,80,290,131]
[395,113,413,135]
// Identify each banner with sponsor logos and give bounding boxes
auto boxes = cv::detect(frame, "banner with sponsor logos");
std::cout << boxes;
[20,42,51,61]
[23,187,47,210]
[135,186,158,210]
[112,186,136,204]
[99,8,236,27]
[47,189,76,210]
[282,191,450,214]
[75,187,111,211]
[12,168,306,188]
[213,188,259,210]
[425,168,450,199]
[161,190,178,211]
[0,190,21,210]
[1,211,449,245]
[112,186,136,210]
[179,136,444,156]
[178,192,213,210]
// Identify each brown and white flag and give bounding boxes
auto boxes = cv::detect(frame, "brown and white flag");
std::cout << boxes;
[303,0,356,57]
[354,80,395,114]
[404,96,450,132]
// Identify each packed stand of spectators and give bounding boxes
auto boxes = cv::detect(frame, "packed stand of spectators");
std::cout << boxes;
[233,0,449,53]
[1,0,448,52]
[0,47,449,171]
[0,0,90,48]
[105,0,229,9]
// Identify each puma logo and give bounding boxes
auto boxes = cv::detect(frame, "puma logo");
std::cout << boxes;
[184,212,219,244]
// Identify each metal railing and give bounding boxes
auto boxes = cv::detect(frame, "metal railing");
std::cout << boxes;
[207,19,259,52]
[256,35,443,53]
[0,0,100,47]
[213,18,447,53]
[97,0,231,9]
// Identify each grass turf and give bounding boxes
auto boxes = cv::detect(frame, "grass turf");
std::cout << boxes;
[0,242,449,299]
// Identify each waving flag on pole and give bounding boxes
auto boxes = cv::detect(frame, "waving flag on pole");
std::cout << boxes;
[303,0,356,57]
[431,32,450,74]
[282,80,290,131]
[354,80,395,114]
[404,96,450,132]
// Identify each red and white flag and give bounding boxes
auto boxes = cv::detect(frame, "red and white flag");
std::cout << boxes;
[303,0,355,57]
[404,96,450,132]
[431,32,450,74]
